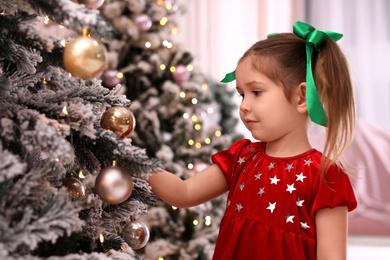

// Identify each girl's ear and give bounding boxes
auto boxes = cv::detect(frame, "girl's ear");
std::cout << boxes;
[295,82,308,113]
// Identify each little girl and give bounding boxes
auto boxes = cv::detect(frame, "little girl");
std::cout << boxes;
[148,21,357,259]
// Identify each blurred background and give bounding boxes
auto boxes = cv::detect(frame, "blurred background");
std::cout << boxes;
[176,0,390,259]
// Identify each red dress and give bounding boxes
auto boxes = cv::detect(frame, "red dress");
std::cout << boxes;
[211,139,357,260]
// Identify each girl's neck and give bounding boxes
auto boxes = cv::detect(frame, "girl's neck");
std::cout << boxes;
[264,134,312,158]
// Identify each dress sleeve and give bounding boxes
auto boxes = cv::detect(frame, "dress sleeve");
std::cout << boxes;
[311,164,357,217]
[211,139,251,187]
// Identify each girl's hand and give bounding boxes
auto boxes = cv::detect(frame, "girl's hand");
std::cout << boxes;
[147,164,228,208]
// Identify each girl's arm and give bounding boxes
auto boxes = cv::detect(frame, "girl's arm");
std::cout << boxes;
[147,164,229,208]
[315,206,348,260]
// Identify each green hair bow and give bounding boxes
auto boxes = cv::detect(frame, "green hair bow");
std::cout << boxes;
[221,21,343,127]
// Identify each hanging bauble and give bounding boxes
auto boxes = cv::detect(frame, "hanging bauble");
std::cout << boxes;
[63,36,107,80]
[134,14,152,32]
[100,106,136,139]
[77,0,105,9]
[172,64,190,84]
[102,70,122,88]
[122,220,150,250]
[95,166,133,204]
[62,177,86,201]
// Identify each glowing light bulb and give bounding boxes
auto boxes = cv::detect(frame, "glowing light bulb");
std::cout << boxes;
[194,124,201,130]
[171,27,179,34]
[188,139,194,145]
[43,78,47,84]
[202,83,209,90]
[183,113,189,119]
[172,206,177,210]
[160,64,166,70]
[186,64,193,71]
[196,142,202,148]
[179,91,186,98]
[145,41,151,48]
[79,171,86,179]
[191,115,198,122]
[215,130,222,137]
[205,138,211,144]
[44,15,49,24]
[99,234,104,243]
[160,17,168,26]
[188,163,194,169]
[61,39,66,47]
[170,66,176,72]
[191,98,198,105]
[193,219,199,225]
[62,106,68,115]
[207,107,214,114]
[117,72,124,79]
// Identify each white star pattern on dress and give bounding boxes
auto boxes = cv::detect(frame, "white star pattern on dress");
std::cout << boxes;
[227,200,231,207]
[249,146,256,153]
[237,157,245,165]
[236,203,243,212]
[285,213,295,223]
[300,222,310,229]
[267,202,276,213]
[296,172,307,182]
[258,187,265,197]
[254,173,262,180]
[296,198,304,207]
[267,162,275,171]
[304,158,313,166]
[239,183,245,191]
[285,163,294,172]
[286,183,296,194]
[270,176,280,185]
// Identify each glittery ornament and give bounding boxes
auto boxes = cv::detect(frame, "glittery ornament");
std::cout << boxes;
[77,0,105,9]
[63,36,107,80]
[62,177,86,201]
[102,70,122,88]
[172,64,190,84]
[122,220,150,249]
[134,14,152,32]
[100,106,136,139]
[95,166,133,204]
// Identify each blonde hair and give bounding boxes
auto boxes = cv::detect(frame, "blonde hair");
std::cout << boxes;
[239,33,355,177]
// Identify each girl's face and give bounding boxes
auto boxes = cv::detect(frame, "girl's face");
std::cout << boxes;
[235,56,306,144]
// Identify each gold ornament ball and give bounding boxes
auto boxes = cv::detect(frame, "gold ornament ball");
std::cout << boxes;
[63,36,107,80]
[95,166,133,204]
[122,220,150,250]
[100,106,136,139]
[62,177,86,201]
[77,0,105,9]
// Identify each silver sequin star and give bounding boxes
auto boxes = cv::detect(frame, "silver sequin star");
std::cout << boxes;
[239,182,245,191]
[237,157,245,165]
[258,187,265,197]
[296,172,307,182]
[235,203,243,212]
[267,162,275,171]
[285,213,295,223]
[297,198,304,207]
[304,158,313,166]
[300,222,310,229]
[254,172,262,180]
[286,183,296,194]
[270,176,280,185]
[267,202,276,213]
[285,163,294,172]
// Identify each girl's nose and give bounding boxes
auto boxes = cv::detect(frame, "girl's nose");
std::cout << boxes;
[240,99,250,113]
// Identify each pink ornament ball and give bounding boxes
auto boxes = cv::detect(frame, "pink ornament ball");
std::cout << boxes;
[102,70,122,88]
[172,65,191,84]
[134,14,152,32]
[77,0,105,9]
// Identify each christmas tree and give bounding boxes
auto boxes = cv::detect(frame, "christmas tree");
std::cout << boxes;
[0,0,240,259]
[99,0,240,259]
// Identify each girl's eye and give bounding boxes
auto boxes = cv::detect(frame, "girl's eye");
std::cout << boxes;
[253,91,262,96]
